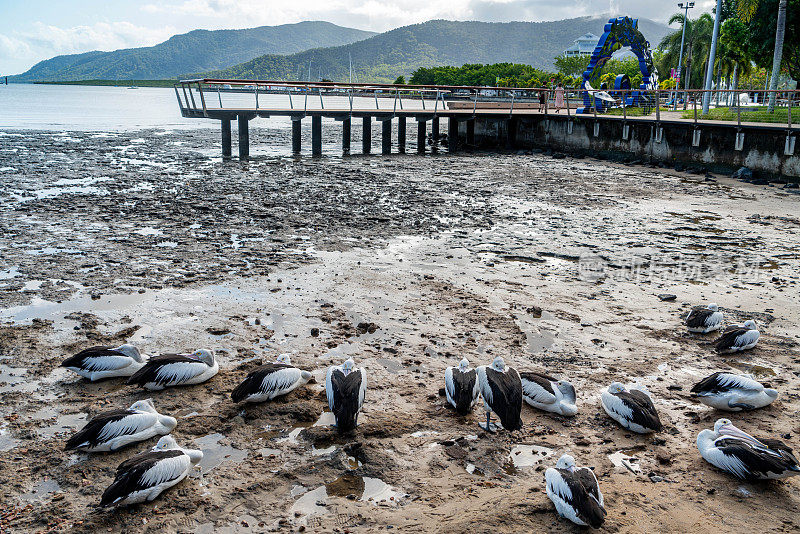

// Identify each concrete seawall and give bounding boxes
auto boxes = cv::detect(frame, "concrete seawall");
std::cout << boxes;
[468,116,800,179]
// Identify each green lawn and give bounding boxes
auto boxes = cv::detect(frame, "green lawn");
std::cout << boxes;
[604,106,669,117]
[681,106,793,124]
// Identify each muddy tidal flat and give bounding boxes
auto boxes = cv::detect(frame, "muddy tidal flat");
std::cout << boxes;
[1,127,800,533]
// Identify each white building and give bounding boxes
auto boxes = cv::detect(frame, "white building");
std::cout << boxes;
[562,34,599,57]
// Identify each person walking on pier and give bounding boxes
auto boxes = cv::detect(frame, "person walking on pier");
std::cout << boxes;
[554,83,565,113]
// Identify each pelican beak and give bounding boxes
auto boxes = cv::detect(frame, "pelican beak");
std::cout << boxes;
[719,424,765,447]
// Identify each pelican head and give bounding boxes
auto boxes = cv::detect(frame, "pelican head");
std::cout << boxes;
[607,382,626,394]
[707,303,719,311]
[555,454,576,472]
[491,356,506,372]
[116,344,144,362]
[276,354,291,365]
[190,349,215,366]
[743,320,757,330]
[458,358,470,372]
[130,398,157,413]
[154,435,179,450]
[714,418,763,446]
[342,358,356,376]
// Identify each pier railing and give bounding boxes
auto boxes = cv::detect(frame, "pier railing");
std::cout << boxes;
[173,79,799,159]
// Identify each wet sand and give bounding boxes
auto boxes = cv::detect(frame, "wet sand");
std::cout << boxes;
[1,127,800,533]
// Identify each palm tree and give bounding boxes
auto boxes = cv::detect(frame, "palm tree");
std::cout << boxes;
[658,13,715,95]
[718,17,754,101]
[737,0,788,112]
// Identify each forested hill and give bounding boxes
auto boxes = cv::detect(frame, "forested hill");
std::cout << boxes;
[201,18,672,83]
[10,22,376,82]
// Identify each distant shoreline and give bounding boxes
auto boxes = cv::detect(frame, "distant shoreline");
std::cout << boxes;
[32,79,177,88]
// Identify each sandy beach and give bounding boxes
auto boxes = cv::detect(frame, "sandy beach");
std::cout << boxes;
[1,126,799,533]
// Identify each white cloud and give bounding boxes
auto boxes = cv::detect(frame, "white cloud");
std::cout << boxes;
[1,21,177,74]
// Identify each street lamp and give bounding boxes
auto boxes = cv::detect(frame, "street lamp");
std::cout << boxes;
[675,2,694,110]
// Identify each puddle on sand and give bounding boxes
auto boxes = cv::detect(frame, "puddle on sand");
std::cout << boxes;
[37,412,87,439]
[19,479,61,502]
[277,428,304,444]
[731,362,777,377]
[290,475,404,523]
[608,451,642,474]
[193,433,247,475]
[508,445,554,468]
[376,358,402,374]
[0,423,20,451]
[313,411,336,427]
[0,364,37,393]
[312,445,337,456]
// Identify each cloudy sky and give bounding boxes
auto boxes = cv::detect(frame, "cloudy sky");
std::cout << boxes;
[0,0,716,75]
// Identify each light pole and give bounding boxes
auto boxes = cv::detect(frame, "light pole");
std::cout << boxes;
[675,2,694,110]
[702,0,723,115]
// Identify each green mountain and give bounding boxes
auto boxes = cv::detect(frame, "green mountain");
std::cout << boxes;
[201,18,673,83]
[10,22,376,82]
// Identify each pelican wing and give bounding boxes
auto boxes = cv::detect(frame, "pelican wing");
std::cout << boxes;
[575,467,603,507]
[548,468,606,528]
[446,367,478,414]
[326,367,364,431]
[61,346,133,371]
[611,390,662,431]
[66,409,156,450]
[686,308,714,329]
[691,373,762,395]
[483,367,523,431]
[716,328,758,352]
[519,372,557,405]
[100,450,189,507]
[127,354,206,387]
[231,363,299,402]
[712,438,799,480]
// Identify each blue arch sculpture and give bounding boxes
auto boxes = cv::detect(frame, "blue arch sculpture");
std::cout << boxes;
[577,16,658,114]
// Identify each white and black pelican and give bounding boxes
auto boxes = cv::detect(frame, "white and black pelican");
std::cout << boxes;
[601,382,662,434]
[444,358,479,415]
[697,418,800,480]
[60,344,145,381]
[545,454,605,528]
[715,320,759,353]
[520,372,577,416]
[476,357,523,433]
[231,354,312,403]
[686,303,724,333]
[325,358,366,432]
[99,435,203,508]
[691,372,778,411]
[127,349,218,390]
[65,399,176,452]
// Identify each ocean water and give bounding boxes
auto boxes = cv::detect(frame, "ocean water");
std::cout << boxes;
[0,83,436,132]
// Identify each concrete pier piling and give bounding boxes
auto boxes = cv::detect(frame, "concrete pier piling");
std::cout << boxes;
[431,117,440,145]
[448,118,458,152]
[291,119,301,154]
[417,120,426,153]
[398,117,406,153]
[342,118,351,154]
[362,117,371,154]
[311,115,322,156]
[237,115,249,160]
[466,119,475,147]
[221,119,232,159]
[382,119,392,155]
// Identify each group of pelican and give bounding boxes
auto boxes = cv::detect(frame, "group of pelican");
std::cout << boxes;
[60,346,365,507]
[54,299,794,526]
[443,303,794,528]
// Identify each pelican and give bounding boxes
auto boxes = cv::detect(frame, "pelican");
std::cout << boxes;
[60,344,145,381]
[520,372,577,416]
[686,303,724,333]
[476,357,522,433]
[127,349,218,390]
[231,354,312,403]
[444,358,479,415]
[99,435,203,508]
[65,399,176,452]
[601,382,662,434]
[691,372,778,411]
[697,418,800,480]
[715,320,759,353]
[325,358,366,432]
[545,454,605,528]
[584,81,615,103]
